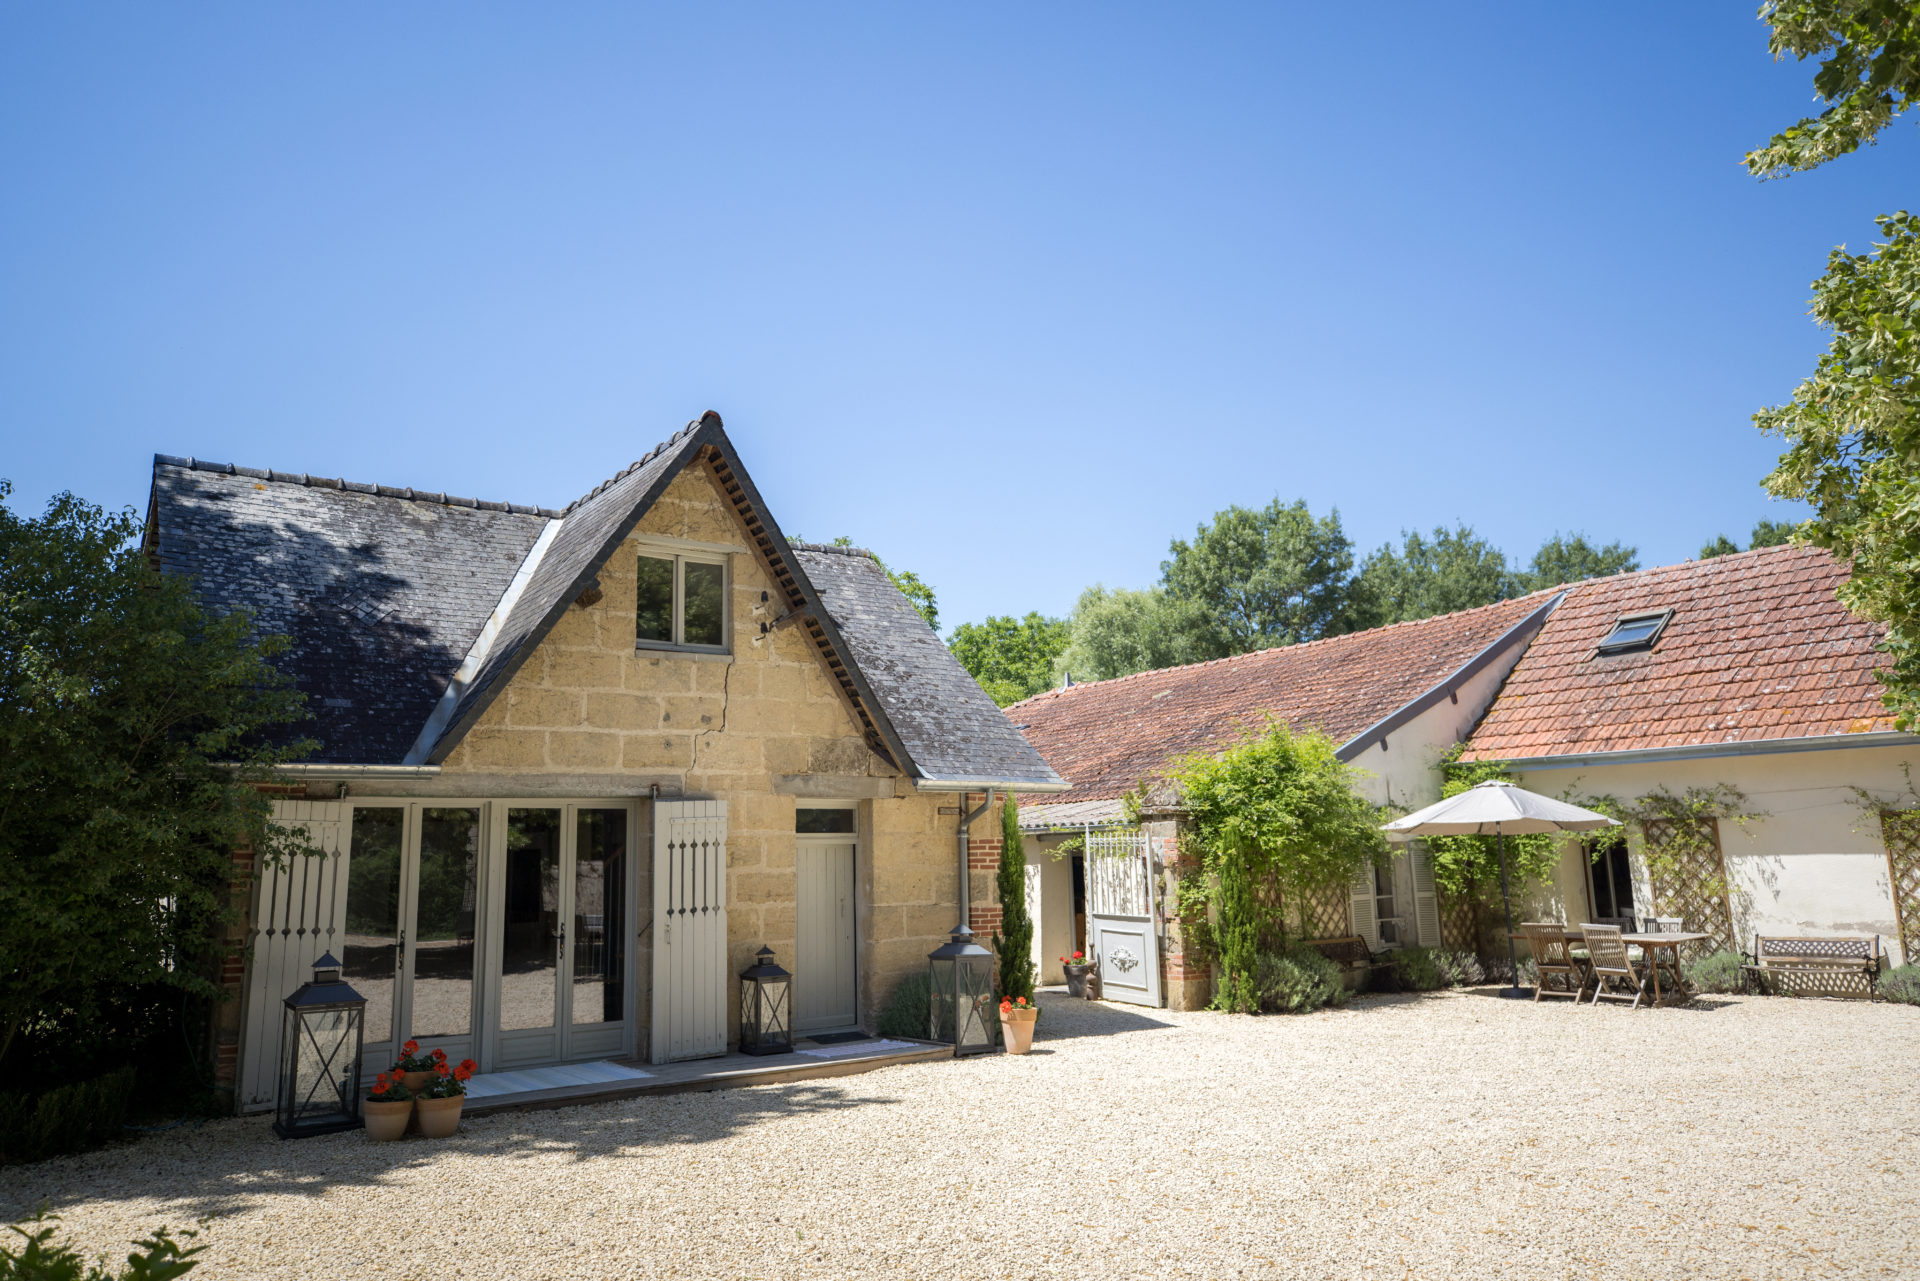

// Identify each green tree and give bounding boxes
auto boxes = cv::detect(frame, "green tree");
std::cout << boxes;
[991,796,1035,1006]
[1353,524,1514,625]
[0,483,316,1069]
[1744,0,1920,179]
[1518,532,1639,592]
[1699,533,1742,559]
[1757,211,1920,726]
[798,535,939,631]
[1749,518,1798,548]
[1056,585,1216,682]
[1161,499,1361,653]
[1166,722,1386,1014]
[948,612,1069,707]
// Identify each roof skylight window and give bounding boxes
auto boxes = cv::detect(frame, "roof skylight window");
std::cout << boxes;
[1595,609,1671,655]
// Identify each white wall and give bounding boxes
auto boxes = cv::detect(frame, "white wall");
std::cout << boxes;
[1510,744,1917,964]
[1345,637,1534,812]
[1023,833,1077,983]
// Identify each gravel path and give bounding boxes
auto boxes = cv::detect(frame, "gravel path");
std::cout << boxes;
[7,990,1918,1279]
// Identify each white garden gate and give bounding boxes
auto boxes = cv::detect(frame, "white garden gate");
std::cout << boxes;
[650,799,729,1062]
[1085,829,1162,1007]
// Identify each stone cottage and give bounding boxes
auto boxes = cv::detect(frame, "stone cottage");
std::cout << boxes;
[145,412,1063,1113]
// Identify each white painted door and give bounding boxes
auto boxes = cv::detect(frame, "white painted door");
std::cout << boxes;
[1086,830,1162,1007]
[651,800,729,1063]
[795,840,857,1033]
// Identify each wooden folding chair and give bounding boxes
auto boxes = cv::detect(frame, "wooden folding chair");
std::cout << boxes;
[1519,922,1585,1001]
[1581,924,1645,1008]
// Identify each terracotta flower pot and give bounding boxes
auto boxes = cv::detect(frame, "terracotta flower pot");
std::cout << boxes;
[414,1094,464,1139]
[399,1070,434,1094]
[999,1008,1038,1055]
[363,1098,412,1142]
[1063,965,1090,998]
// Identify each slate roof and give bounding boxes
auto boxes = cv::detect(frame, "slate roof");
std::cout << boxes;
[793,544,1066,791]
[147,458,551,763]
[145,415,1060,788]
[1460,544,1899,761]
[1009,591,1560,808]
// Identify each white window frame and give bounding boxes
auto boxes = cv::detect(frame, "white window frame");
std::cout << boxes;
[635,544,730,655]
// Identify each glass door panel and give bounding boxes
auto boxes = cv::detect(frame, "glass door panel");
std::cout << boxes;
[572,809,627,1027]
[343,808,404,1053]
[501,809,562,1033]
[412,808,480,1041]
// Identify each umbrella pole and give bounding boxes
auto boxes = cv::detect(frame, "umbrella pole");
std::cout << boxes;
[1497,827,1524,997]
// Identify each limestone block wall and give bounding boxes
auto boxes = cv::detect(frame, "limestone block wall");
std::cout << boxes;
[435,459,987,1043]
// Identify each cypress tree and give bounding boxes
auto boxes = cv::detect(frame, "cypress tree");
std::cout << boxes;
[992,796,1037,1004]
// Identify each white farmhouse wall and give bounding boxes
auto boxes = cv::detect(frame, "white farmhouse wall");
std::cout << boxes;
[1510,743,1917,964]
[1346,635,1533,811]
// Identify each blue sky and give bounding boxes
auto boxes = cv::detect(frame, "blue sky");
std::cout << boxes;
[2,5,1914,633]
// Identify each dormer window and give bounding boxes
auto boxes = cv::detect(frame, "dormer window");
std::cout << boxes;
[1596,609,1671,655]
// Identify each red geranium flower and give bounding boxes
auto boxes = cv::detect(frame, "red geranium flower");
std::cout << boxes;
[436,1062,452,1077]
[432,1047,447,1062]
[999,997,1012,1013]
[453,1065,473,1082]
[403,1039,420,1055]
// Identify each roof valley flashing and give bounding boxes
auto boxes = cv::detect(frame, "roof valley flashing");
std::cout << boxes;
[145,412,1066,794]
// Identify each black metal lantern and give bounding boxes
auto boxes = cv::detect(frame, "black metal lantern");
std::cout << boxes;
[739,945,794,1056]
[273,952,367,1139]
[928,928,998,1056]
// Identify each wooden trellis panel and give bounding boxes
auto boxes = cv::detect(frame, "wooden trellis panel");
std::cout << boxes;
[1882,810,1920,967]
[1289,879,1352,941]
[1641,817,1734,955]
[1437,886,1479,953]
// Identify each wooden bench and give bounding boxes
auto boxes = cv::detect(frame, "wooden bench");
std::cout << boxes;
[1741,934,1882,999]
[1298,935,1373,969]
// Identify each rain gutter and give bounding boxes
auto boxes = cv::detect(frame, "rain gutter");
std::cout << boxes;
[1479,730,1920,772]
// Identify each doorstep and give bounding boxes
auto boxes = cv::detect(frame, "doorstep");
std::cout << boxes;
[460,1037,950,1117]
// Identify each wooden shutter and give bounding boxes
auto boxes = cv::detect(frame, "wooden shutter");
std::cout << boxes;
[1349,864,1379,950]
[239,799,350,1113]
[1412,844,1442,948]
[650,799,729,1063]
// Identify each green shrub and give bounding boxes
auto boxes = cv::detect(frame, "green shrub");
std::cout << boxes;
[1683,950,1746,995]
[875,972,932,1040]
[1433,950,1486,987]
[0,1068,135,1166]
[1387,947,1445,992]
[1,1206,202,1280]
[1880,965,1920,1006]
[1253,949,1349,1014]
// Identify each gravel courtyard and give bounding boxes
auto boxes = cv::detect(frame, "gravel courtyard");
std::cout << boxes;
[7,989,1918,1280]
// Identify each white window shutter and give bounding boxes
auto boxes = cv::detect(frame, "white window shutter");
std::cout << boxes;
[1412,843,1442,947]
[1349,864,1378,950]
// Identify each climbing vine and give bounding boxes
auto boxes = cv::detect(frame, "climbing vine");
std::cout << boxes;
[1161,721,1387,1013]
[1421,747,1563,898]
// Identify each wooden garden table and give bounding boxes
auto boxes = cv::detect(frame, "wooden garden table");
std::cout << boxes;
[1506,928,1711,1006]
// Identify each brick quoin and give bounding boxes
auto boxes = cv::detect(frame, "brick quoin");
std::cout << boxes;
[969,905,1003,936]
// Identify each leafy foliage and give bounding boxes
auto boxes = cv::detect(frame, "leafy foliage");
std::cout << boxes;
[948,612,1069,707]
[1516,532,1640,592]
[1353,524,1513,626]
[0,1208,202,1280]
[1386,946,1446,993]
[1745,0,1920,178]
[875,971,932,1039]
[1881,963,1920,1005]
[991,797,1036,1005]
[0,483,316,1072]
[1161,499,1362,653]
[1055,585,1215,682]
[1252,948,1350,1014]
[0,1068,135,1166]
[1700,519,1801,559]
[1432,949,1487,987]
[1167,722,1386,1014]
[1757,210,1920,728]
[1421,750,1564,898]
[1683,950,1747,995]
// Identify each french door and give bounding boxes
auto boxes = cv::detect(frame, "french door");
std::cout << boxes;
[487,803,636,1069]
[341,804,483,1078]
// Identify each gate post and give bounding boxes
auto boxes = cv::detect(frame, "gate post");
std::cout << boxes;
[1147,817,1212,1011]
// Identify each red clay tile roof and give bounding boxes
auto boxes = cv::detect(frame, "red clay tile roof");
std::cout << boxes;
[1461,544,1894,762]
[1008,592,1558,805]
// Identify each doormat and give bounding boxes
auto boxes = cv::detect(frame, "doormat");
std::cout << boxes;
[803,1031,874,1046]
[795,1038,920,1061]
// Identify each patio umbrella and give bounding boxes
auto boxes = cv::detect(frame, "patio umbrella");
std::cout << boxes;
[1381,780,1620,998]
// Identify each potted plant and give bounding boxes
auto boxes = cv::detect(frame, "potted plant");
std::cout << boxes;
[413,1056,477,1138]
[363,1072,413,1141]
[998,996,1038,1054]
[393,1039,437,1095]
[1060,951,1095,998]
